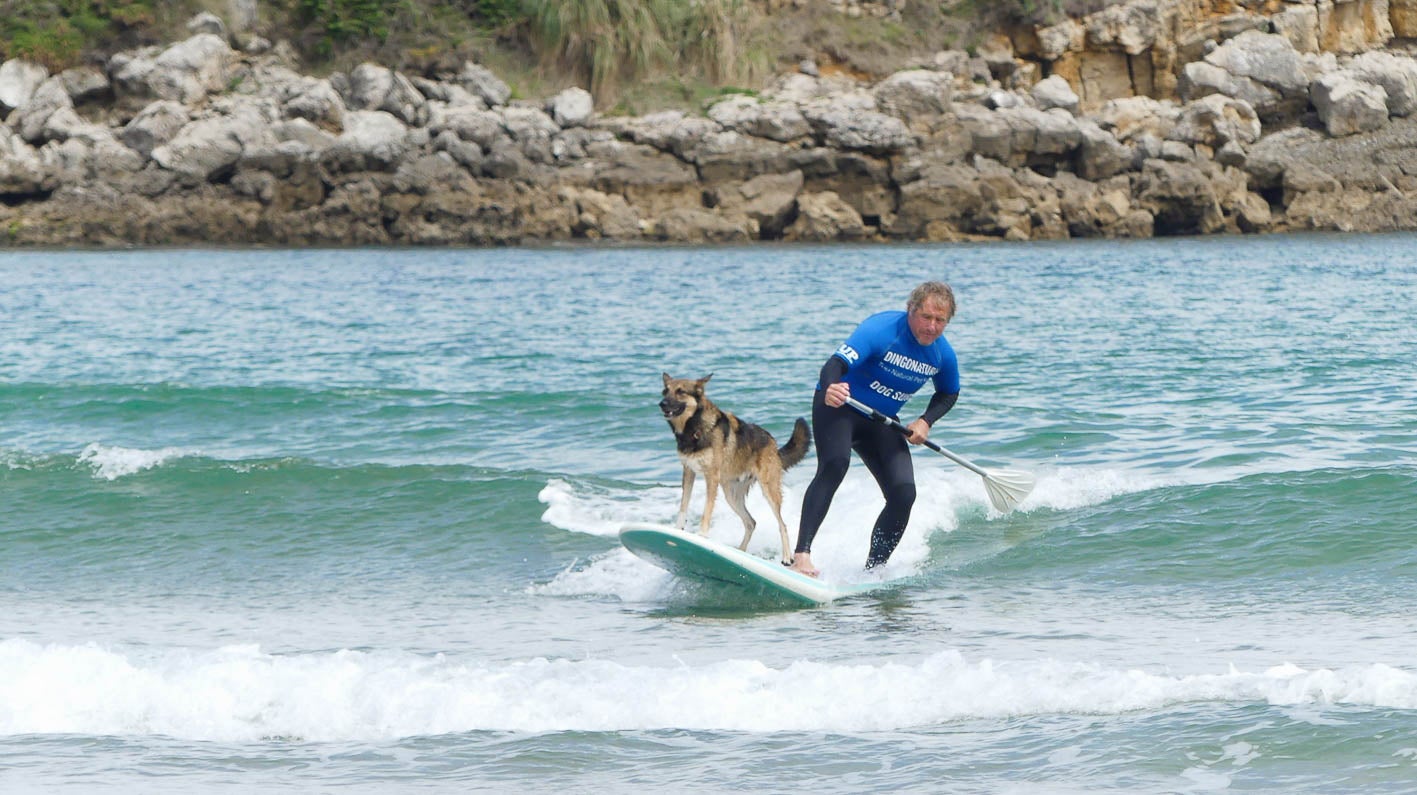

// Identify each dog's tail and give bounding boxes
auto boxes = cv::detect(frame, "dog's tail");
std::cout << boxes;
[778,418,811,470]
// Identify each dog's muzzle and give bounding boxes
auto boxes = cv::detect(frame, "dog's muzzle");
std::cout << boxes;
[659,398,684,418]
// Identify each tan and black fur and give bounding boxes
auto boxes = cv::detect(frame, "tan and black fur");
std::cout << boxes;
[659,373,811,565]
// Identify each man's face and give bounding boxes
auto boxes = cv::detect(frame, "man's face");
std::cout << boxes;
[907,296,951,345]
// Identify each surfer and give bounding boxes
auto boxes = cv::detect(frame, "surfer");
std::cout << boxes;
[790,281,961,577]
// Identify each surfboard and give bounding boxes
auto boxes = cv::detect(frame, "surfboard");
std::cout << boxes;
[618,523,879,605]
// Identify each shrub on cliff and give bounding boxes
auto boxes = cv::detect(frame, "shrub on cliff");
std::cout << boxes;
[0,0,171,68]
[523,0,769,103]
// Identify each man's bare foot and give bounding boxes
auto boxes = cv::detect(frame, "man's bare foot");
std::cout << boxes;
[788,552,819,578]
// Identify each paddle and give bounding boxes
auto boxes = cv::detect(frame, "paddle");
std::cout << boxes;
[843,396,1035,513]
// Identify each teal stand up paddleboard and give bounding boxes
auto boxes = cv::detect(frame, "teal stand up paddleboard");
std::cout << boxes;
[619,523,878,605]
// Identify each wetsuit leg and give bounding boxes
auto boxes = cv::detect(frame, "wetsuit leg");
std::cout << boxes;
[795,397,855,554]
[854,422,916,568]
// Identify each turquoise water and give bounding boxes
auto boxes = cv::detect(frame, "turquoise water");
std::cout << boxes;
[2,236,1416,792]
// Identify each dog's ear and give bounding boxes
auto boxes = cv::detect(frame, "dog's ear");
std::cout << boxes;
[699,373,713,387]
[662,372,672,387]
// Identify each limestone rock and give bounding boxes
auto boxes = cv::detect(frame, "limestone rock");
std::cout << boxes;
[1032,75,1080,114]
[0,60,49,112]
[121,100,192,158]
[786,190,867,241]
[548,87,594,127]
[1311,72,1389,137]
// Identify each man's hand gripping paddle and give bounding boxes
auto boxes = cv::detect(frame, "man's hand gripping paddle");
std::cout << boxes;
[843,396,1035,513]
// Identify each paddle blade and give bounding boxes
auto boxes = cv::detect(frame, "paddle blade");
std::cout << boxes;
[982,468,1035,513]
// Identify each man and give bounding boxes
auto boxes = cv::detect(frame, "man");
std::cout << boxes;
[790,281,960,577]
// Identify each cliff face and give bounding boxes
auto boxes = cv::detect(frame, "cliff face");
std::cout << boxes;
[1012,0,1400,109]
[5,1,1417,247]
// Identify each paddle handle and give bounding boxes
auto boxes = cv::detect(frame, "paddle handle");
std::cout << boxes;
[842,395,988,477]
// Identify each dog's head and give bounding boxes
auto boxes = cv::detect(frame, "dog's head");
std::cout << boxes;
[660,372,712,420]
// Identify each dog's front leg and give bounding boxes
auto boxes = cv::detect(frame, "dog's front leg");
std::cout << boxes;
[674,467,695,530]
[698,470,720,536]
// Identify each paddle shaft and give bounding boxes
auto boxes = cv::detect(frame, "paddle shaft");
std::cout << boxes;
[842,396,988,477]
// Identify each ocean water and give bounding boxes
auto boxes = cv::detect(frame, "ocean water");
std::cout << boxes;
[2,236,1416,793]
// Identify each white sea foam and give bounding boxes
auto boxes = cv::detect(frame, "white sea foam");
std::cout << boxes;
[537,462,1171,597]
[3,639,1415,742]
[527,547,674,602]
[77,442,190,480]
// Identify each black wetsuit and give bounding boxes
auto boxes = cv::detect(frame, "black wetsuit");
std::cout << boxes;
[797,313,959,567]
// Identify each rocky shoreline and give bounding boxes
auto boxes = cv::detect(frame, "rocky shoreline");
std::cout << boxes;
[6,1,1417,247]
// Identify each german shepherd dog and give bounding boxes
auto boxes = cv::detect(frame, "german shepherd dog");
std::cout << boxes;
[659,373,811,565]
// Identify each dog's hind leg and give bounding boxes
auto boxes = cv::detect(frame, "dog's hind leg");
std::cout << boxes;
[723,476,757,551]
[674,467,695,531]
[759,466,794,566]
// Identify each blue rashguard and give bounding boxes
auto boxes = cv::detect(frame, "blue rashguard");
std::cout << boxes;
[831,311,960,418]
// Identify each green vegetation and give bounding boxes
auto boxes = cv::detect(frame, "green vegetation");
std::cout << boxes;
[0,0,1124,110]
[0,0,162,68]
[523,0,768,103]
[297,0,392,57]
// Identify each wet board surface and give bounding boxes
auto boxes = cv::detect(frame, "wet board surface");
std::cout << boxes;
[618,523,881,606]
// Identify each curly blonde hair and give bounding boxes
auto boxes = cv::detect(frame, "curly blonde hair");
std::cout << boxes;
[907,281,956,319]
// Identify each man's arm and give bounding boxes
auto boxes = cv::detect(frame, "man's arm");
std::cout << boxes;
[817,356,849,407]
[919,391,958,426]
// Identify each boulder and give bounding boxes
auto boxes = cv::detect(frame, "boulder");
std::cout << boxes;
[57,67,110,104]
[458,62,511,107]
[612,111,723,159]
[411,76,484,108]
[560,186,641,239]
[150,97,275,181]
[10,78,73,144]
[280,76,346,130]
[1031,75,1079,114]
[120,100,192,158]
[0,126,54,195]
[786,190,867,241]
[548,87,594,127]
[344,63,428,126]
[270,118,336,150]
[801,101,916,154]
[1092,96,1179,143]
[0,60,49,112]
[581,139,700,217]
[651,207,755,243]
[1133,158,1225,235]
[111,34,233,104]
[683,129,791,182]
[1075,119,1132,181]
[502,106,562,164]
[428,105,504,149]
[707,95,812,142]
[1197,31,1309,122]
[321,109,413,172]
[433,130,483,170]
[960,105,1082,166]
[713,170,804,237]
[1036,18,1085,61]
[551,127,614,162]
[872,69,954,127]
[1347,51,1417,117]
[1178,60,1281,112]
[1168,94,1261,149]
[890,160,982,238]
[1311,72,1389,137]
